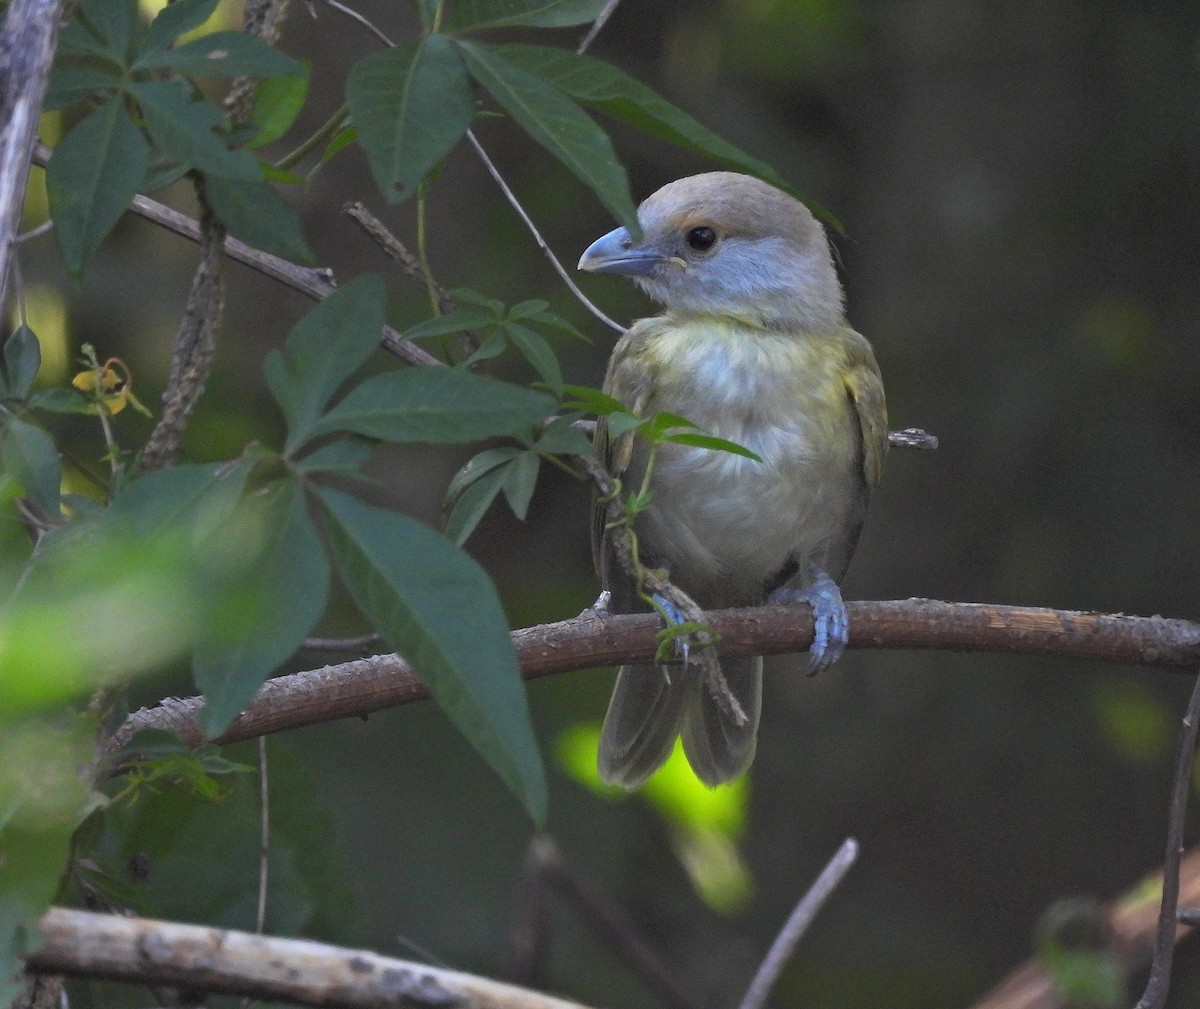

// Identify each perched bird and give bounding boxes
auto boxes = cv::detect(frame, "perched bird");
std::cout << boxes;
[578,172,887,789]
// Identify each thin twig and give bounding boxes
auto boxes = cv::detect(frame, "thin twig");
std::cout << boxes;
[302,632,382,653]
[109,600,1200,752]
[16,218,53,243]
[737,839,859,1009]
[466,131,625,334]
[576,0,624,54]
[1132,667,1200,1009]
[316,0,394,46]
[28,144,442,367]
[255,734,270,934]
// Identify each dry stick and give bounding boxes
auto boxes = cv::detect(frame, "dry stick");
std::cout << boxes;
[508,836,701,1009]
[140,189,227,471]
[736,839,859,1009]
[111,601,1200,752]
[0,0,64,309]
[24,907,598,1009]
[27,144,441,368]
[1133,668,1200,1009]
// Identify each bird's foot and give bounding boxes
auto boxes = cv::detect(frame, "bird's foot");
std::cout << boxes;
[650,592,691,667]
[767,569,848,675]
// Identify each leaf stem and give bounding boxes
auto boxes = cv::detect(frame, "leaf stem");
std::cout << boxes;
[273,102,348,172]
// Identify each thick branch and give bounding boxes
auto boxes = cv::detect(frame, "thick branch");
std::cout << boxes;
[24,907,595,1009]
[112,600,1200,751]
[0,0,64,308]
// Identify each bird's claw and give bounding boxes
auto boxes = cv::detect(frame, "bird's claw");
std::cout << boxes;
[650,592,690,664]
[767,570,848,675]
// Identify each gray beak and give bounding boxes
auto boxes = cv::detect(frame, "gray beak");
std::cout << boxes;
[577,226,666,277]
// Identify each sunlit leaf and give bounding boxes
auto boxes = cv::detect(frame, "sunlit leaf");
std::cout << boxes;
[317,487,546,823]
[47,96,149,280]
[347,35,473,203]
[457,41,638,235]
[248,67,311,148]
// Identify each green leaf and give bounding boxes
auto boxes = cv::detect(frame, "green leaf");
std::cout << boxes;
[1,419,61,515]
[202,174,314,262]
[138,0,221,58]
[447,446,522,502]
[501,450,539,519]
[316,487,546,823]
[134,31,306,79]
[444,463,508,545]
[130,80,260,181]
[448,0,607,32]
[458,41,638,235]
[106,461,249,535]
[346,35,474,203]
[43,64,120,110]
[264,274,387,453]
[561,383,635,417]
[3,326,41,400]
[459,329,509,368]
[533,415,592,455]
[296,437,375,476]
[311,125,356,178]
[496,45,832,226]
[404,310,496,341]
[47,96,149,281]
[193,478,330,736]
[0,719,102,1006]
[78,0,136,64]
[524,307,587,341]
[661,431,763,461]
[503,321,563,395]
[57,18,119,61]
[310,368,556,444]
[28,388,91,414]
[248,67,311,148]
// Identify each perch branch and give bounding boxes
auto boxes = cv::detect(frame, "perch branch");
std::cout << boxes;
[111,599,1200,752]
[23,907,596,1009]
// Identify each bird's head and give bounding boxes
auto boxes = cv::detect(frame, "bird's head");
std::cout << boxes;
[578,172,844,332]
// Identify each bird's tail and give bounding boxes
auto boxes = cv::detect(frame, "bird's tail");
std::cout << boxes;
[597,656,763,789]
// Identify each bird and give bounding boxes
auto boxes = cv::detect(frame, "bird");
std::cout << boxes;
[577,171,887,789]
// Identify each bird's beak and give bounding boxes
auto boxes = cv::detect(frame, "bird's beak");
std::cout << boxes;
[578,226,667,277]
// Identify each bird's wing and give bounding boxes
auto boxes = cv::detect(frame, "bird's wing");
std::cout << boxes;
[591,320,659,609]
[842,335,888,497]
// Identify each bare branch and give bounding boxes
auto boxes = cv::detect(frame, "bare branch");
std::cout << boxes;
[736,839,859,1009]
[1133,667,1200,1009]
[0,0,64,309]
[140,187,226,471]
[24,907,598,1009]
[111,600,1200,752]
[29,144,442,368]
[576,0,624,54]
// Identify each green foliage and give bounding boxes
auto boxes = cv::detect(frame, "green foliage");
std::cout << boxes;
[346,35,475,202]
[45,0,311,277]
[2,326,41,401]
[447,0,610,32]
[248,68,311,148]
[316,487,547,824]
[0,419,61,516]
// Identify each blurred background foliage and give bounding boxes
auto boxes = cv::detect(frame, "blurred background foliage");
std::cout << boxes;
[11,0,1200,1006]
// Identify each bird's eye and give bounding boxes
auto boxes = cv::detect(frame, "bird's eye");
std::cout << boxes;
[685,226,717,252]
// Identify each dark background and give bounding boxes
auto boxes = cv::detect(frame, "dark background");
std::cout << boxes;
[23,1,1200,1006]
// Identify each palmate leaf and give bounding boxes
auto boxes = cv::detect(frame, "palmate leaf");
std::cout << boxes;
[133,32,306,79]
[203,175,314,263]
[448,0,608,31]
[129,80,260,181]
[137,0,220,59]
[46,96,149,280]
[0,419,61,515]
[308,368,556,445]
[347,34,474,203]
[193,478,330,736]
[316,487,547,823]
[265,274,387,453]
[457,41,639,235]
[496,44,831,223]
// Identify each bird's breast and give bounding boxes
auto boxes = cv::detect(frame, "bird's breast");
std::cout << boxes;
[630,317,862,606]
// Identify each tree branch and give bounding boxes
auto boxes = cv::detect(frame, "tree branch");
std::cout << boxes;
[23,907,597,1009]
[111,600,1200,752]
[0,0,64,309]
